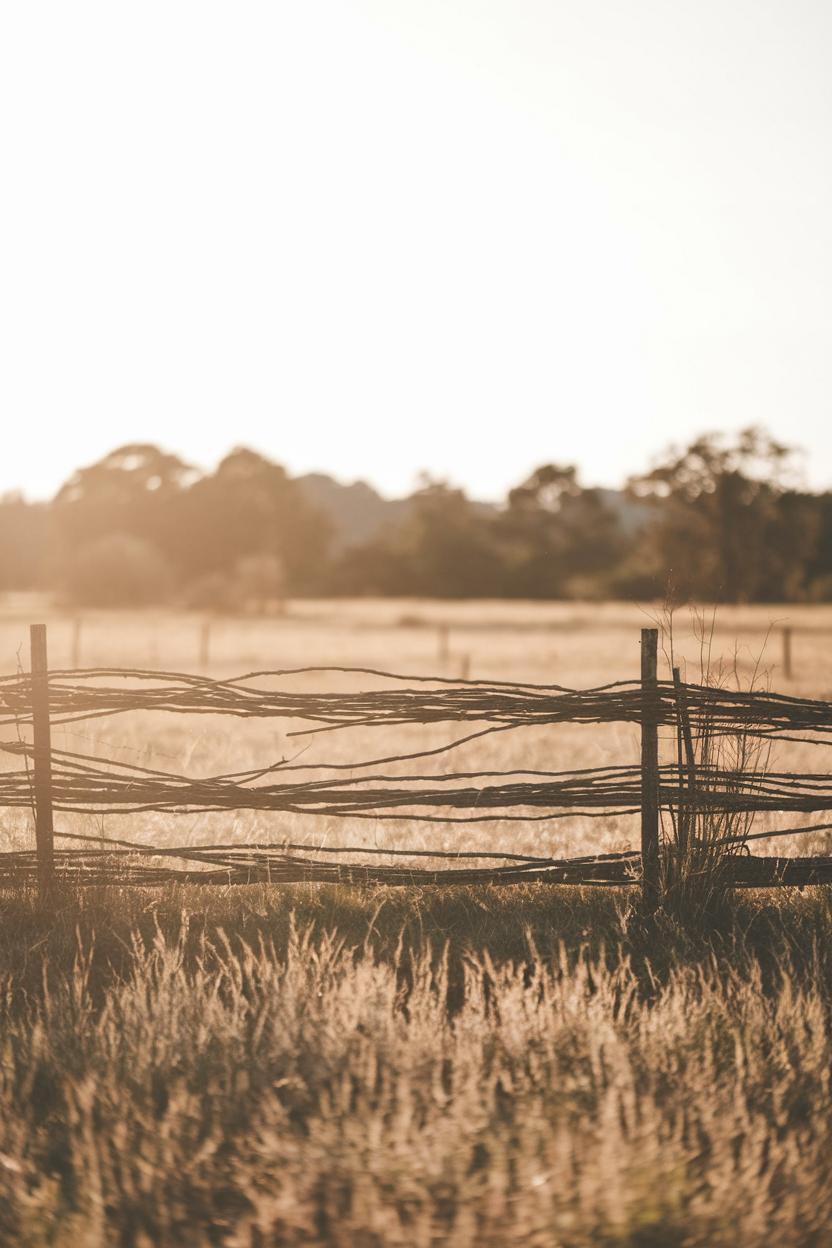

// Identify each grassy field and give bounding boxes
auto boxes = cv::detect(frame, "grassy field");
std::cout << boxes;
[1,599,831,1245]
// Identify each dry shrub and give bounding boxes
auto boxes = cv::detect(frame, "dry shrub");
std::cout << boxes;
[661,609,773,923]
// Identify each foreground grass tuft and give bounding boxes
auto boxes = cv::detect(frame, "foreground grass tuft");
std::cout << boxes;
[0,882,830,1246]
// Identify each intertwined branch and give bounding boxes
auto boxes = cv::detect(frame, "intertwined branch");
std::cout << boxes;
[1,667,831,743]
[2,744,832,819]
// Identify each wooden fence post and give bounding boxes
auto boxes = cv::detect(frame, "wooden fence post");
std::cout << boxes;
[641,628,660,911]
[782,626,793,680]
[30,624,55,899]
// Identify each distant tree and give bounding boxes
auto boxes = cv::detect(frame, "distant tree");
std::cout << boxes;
[52,444,333,600]
[182,571,237,613]
[401,478,504,596]
[52,444,197,564]
[64,534,173,606]
[328,540,410,596]
[55,443,196,507]
[803,493,832,600]
[0,494,50,590]
[330,468,629,599]
[496,464,624,597]
[8,430,828,606]
[234,553,286,614]
[172,448,331,593]
[326,476,502,597]
[628,427,819,602]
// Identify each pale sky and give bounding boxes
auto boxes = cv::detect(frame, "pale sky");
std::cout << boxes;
[2,1,830,501]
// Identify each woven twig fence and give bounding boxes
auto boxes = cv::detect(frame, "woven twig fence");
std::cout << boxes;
[2,668,832,740]
[1,625,831,902]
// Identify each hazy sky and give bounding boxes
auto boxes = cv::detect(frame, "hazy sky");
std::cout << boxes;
[2,1,830,500]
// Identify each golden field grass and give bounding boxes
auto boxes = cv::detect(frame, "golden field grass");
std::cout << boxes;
[1,598,831,1246]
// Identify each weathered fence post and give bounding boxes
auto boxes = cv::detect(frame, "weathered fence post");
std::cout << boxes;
[782,626,793,680]
[641,628,660,911]
[30,624,55,899]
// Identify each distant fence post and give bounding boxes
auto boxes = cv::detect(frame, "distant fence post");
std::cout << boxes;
[30,624,55,900]
[71,616,82,669]
[640,628,660,911]
[200,619,211,669]
[438,624,449,663]
[782,626,793,680]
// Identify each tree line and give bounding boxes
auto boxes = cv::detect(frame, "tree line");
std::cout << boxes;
[1,428,830,607]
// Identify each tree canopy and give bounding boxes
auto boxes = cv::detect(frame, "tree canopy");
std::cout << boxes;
[1,428,829,606]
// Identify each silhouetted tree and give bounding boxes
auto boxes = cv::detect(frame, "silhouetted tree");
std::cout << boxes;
[802,492,832,601]
[1,430,827,605]
[0,494,50,590]
[234,553,286,614]
[51,444,332,598]
[54,444,196,547]
[628,427,819,602]
[495,464,624,597]
[172,448,331,593]
[335,477,502,597]
[64,534,173,606]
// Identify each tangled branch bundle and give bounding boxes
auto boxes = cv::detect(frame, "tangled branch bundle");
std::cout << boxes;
[2,745,832,820]
[1,841,829,889]
[1,666,831,740]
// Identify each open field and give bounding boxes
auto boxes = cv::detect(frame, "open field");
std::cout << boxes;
[1,599,832,1245]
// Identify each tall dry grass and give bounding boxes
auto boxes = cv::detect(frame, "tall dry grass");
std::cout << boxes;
[0,883,830,1247]
[661,609,775,922]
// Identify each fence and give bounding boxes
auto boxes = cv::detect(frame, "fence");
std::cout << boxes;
[1,624,831,905]
[57,615,809,681]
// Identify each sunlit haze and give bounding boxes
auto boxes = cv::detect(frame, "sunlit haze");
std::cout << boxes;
[2,0,830,500]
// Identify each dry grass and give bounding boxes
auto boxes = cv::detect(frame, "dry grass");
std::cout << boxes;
[1,598,831,1244]
[1,885,831,1246]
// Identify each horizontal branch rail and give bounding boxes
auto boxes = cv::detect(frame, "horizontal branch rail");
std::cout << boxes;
[1,844,830,890]
[3,742,832,819]
[2,667,832,741]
